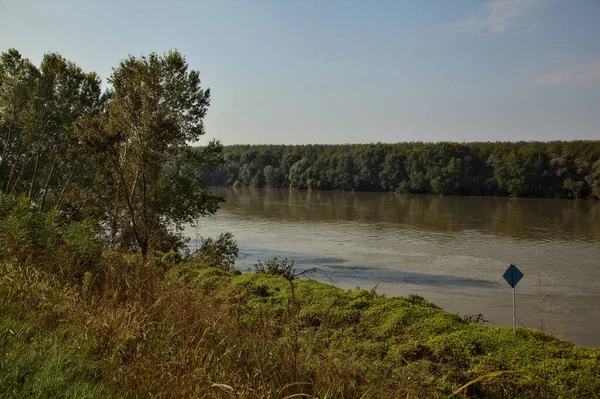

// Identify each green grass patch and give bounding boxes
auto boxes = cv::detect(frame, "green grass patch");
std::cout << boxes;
[0,315,118,399]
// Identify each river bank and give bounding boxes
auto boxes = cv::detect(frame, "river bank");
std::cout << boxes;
[2,254,599,398]
[191,187,600,347]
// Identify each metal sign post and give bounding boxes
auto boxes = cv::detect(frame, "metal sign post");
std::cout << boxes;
[503,263,524,332]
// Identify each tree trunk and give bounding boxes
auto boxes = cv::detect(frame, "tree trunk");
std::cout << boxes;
[9,156,30,195]
[56,166,76,208]
[39,159,57,212]
[109,202,119,250]
[4,156,18,194]
[0,109,16,189]
[28,150,41,199]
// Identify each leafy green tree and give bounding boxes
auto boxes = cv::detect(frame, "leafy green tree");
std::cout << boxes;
[333,154,355,191]
[354,144,384,191]
[405,151,429,193]
[425,144,473,195]
[380,152,407,192]
[29,53,103,211]
[194,232,239,271]
[0,49,38,194]
[250,169,265,188]
[0,49,103,213]
[204,141,600,199]
[585,160,600,199]
[493,148,550,197]
[306,158,330,190]
[83,51,221,258]
[264,165,284,188]
[289,158,310,189]
[235,163,254,187]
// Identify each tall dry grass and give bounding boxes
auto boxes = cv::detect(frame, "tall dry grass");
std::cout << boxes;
[0,255,402,398]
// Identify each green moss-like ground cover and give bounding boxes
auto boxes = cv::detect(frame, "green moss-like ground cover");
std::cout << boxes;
[208,270,600,398]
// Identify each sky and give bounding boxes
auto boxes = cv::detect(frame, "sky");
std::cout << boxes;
[1,0,599,145]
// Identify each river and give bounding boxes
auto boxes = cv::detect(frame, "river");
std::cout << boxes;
[184,187,600,347]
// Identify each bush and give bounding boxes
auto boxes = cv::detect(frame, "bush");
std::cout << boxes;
[463,313,492,326]
[0,195,63,266]
[0,194,103,279]
[64,219,103,278]
[254,257,295,280]
[192,232,239,271]
[160,250,182,266]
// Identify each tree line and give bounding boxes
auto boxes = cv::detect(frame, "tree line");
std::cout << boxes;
[0,48,222,256]
[202,141,600,199]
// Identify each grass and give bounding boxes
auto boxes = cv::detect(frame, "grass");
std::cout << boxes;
[0,316,118,399]
[1,258,599,398]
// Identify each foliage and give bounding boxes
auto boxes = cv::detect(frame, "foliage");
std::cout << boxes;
[254,257,296,279]
[203,141,600,199]
[0,194,61,265]
[81,50,222,256]
[192,232,239,271]
[0,49,104,214]
[0,194,101,278]
[0,194,101,275]
[463,313,493,326]
[0,48,223,256]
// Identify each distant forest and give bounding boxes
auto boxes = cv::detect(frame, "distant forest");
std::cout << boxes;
[202,142,600,199]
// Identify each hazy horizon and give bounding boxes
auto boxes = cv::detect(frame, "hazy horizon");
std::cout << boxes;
[2,0,599,145]
[203,138,600,146]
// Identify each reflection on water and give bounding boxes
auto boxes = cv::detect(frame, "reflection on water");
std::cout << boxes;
[221,188,600,242]
[186,188,600,347]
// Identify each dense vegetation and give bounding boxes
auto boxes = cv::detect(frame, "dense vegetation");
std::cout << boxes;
[2,48,600,398]
[203,142,600,199]
[0,48,222,258]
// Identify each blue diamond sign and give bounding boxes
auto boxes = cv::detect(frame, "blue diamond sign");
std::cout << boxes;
[503,264,523,288]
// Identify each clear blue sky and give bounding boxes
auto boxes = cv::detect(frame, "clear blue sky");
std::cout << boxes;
[1,0,599,144]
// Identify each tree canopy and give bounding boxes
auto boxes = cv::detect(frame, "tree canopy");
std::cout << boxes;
[203,142,600,199]
[0,48,222,254]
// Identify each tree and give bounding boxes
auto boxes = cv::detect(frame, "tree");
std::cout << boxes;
[0,49,38,194]
[0,49,103,212]
[585,160,600,199]
[204,141,600,199]
[289,159,310,189]
[82,51,221,259]
[405,151,429,193]
[354,144,384,191]
[493,147,550,197]
[28,52,103,211]
[264,165,283,188]
[380,152,407,192]
[333,154,355,191]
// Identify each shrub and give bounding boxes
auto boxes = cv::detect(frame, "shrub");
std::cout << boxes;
[192,232,239,271]
[0,194,103,279]
[463,313,492,326]
[0,195,63,267]
[64,219,103,278]
[254,257,295,280]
